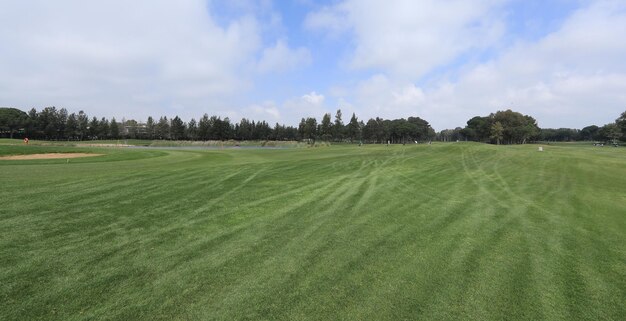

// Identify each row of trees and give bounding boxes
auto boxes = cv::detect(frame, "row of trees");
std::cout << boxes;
[436,109,626,144]
[299,110,435,143]
[0,107,293,141]
[3,106,623,144]
[0,107,121,141]
[459,109,540,144]
[0,107,435,143]
[537,125,622,142]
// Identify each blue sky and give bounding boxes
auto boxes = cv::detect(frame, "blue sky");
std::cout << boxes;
[1,0,625,130]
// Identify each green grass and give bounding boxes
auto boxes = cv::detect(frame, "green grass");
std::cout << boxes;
[0,138,155,147]
[1,143,624,320]
[0,138,303,148]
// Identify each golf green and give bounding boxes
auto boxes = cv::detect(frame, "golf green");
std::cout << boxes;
[1,142,624,320]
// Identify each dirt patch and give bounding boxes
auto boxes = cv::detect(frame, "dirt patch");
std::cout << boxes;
[0,153,104,160]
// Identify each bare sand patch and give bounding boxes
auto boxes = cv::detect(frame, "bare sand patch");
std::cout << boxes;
[0,153,104,160]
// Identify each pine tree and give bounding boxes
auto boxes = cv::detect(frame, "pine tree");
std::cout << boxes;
[347,113,360,143]
[333,109,344,141]
[109,117,119,139]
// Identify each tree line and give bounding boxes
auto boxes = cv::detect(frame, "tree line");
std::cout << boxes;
[0,107,435,143]
[3,106,623,144]
[436,109,626,144]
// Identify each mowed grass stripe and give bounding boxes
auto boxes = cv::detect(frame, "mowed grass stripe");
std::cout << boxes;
[1,143,625,320]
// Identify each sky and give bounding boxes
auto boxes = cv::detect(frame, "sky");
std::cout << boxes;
[1,0,625,130]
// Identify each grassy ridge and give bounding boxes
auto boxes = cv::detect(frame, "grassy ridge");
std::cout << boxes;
[0,143,624,320]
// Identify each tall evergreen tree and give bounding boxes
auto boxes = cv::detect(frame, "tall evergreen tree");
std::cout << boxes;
[89,116,99,139]
[186,118,197,140]
[77,110,89,140]
[198,114,211,140]
[333,109,344,141]
[156,116,170,139]
[25,108,39,138]
[146,116,155,139]
[58,108,68,139]
[99,117,110,139]
[65,113,78,140]
[38,106,59,139]
[170,116,185,140]
[109,117,119,139]
[319,113,332,141]
[298,118,306,140]
[347,112,360,142]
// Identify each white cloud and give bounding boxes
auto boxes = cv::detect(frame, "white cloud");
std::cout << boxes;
[300,91,324,105]
[422,0,626,129]
[257,40,312,73]
[244,101,281,122]
[1,0,624,131]
[0,0,262,120]
[319,0,626,130]
[304,4,351,36]
[273,91,329,124]
[306,0,506,78]
[349,74,427,121]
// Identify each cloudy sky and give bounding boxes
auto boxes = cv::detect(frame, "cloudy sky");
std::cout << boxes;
[1,0,625,130]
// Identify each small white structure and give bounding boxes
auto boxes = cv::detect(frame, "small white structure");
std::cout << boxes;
[538,146,543,152]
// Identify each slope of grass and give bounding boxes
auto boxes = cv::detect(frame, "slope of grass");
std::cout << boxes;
[0,143,624,320]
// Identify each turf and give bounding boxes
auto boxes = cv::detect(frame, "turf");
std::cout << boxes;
[0,142,624,320]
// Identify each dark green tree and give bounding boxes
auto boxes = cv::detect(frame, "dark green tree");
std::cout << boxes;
[490,121,504,145]
[298,117,317,141]
[463,116,491,142]
[319,113,332,141]
[598,123,621,143]
[616,110,626,140]
[238,118,252,140]
[256,121,271,140]
[347,112,360,142]
[362,117,388,143]
[186,118,197,140]
[66,113,78,140]
[298,118,306,140]
[407,116,433,141]
[58,108,68,138]
[333,109,344,141]
[0,107,28,139]
[198,114,211,140]
[156,116,170,139]
[89,116,99,139]
[99,117,110,139]
[39,107,60,139]
[580,125,600,141]
[146,116,155,139]
[25,108,39,138]
[170,116,185,140]
[109,117,119,139]
[540,128,580,141]
[77,110,89,140]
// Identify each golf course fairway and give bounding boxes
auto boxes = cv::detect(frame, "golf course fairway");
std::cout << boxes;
[1,142,624,320]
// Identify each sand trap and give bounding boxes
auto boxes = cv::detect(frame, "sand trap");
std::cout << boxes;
[0,153,104,160]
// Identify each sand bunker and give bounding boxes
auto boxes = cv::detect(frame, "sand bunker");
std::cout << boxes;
[0,153,104,160]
